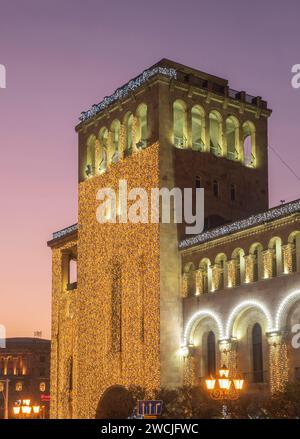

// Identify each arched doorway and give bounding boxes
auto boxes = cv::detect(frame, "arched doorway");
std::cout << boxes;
[95,385,134,419]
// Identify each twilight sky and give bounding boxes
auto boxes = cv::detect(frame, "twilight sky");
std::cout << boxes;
[1,0,300,339]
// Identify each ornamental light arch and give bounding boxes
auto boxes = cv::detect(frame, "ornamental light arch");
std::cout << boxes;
[183,309,224,347]
[275,290,300,331]
[225,300,273,339]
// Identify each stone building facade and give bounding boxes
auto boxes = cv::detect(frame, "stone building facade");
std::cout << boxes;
[48,59,300,418]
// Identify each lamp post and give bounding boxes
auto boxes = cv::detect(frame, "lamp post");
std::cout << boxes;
[13,399,41,419]
[205,365,245,418]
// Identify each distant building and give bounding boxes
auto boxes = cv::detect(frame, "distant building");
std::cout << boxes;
[48,59,300,418]
[0,337,50,418]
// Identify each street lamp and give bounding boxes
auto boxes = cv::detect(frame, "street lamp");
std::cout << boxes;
[13,399,41,419]
[205,365,245,401]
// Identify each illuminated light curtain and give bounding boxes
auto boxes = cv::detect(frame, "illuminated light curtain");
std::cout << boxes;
[111,262,122,353]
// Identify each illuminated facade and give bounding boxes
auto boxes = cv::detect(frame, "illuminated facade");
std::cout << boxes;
[48,59,300,418]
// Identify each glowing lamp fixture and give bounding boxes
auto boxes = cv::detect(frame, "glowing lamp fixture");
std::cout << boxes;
[205,377,216,390]
[205,366,246,401]
[33,405,40,414]
[233,377,244,390]
[13,406,21,416]
[218,378,231,390]
[219,364,229,378]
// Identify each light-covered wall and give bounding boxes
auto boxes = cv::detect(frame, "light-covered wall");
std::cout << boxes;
[75,142,160,418]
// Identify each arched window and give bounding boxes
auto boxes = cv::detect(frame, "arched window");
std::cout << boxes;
[173,100,187,148]
[232,248,245,286]
[207,331,216,376]
[68,258,77,286]
[98,128,108,173]
[226,116,239,161]
[86,135,96,177]
[200,259,211,294]
[230,183,236,201]
[269,237,282,277]
[250,243,263,282]
[195,176,201,188]
[124,113,133,157]
[136,104,148,149]
[213,179,219,197]
[252,323,264,383]
[191,105,205,151]
[110,120,120,164]
[209,111,222,156]
[242,121,256,167]
[215,254,227,290]
[184,263,196,296]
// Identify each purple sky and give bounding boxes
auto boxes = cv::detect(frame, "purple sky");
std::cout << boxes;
[1,0,300,339]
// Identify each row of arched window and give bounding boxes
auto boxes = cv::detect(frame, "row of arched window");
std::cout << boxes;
[85,103,148,177]
[183,231,300,296]
[206,324,264,383]
[173,99,256,167]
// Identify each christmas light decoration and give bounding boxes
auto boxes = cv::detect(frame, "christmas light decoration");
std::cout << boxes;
[179,199,300,249]
[183,309,224,347]
[79,67,177,123]
[225,300,272,339]
[275,289,300,331]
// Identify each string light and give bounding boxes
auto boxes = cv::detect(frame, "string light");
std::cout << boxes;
[179,199,300,249]
[79,67,177,123]
[51,143,161,418]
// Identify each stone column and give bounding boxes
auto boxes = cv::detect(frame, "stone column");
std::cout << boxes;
[238,125,244,163]
[219,339,238,375]
[227,259,236,288]
[204,114,210,152]
[119,123,126,160]
[195,269,203,296]
[132,116,137,153]
[221,119,226,157]
[244,254,255,283]
[211,263,220,292]
[267,331,288,394]
[186,107,192,149]
[282,243,293,274]
[107,131,113,165]
[262,249,274,279]
[181,273,188,298]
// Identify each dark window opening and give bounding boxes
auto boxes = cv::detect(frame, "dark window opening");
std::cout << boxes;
[252,323,264,383]
[207,331,216,376]
[230,184,236,201]
[213,180,219,197]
